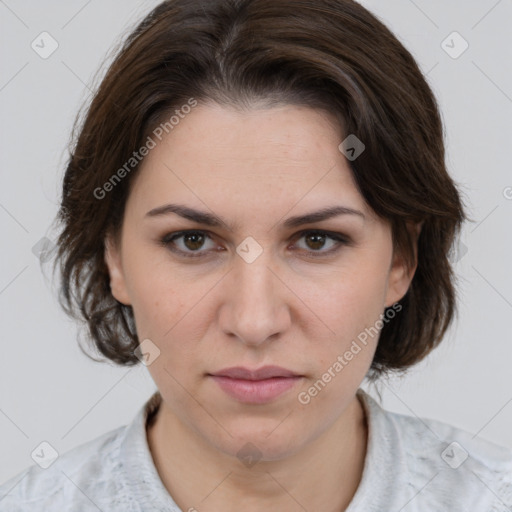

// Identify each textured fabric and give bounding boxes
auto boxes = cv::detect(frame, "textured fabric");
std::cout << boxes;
[1,389,511,511]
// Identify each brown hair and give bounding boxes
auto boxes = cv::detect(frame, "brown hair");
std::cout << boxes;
[50,0,466,381]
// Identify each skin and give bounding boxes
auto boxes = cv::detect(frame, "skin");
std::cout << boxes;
[105,102,419,512]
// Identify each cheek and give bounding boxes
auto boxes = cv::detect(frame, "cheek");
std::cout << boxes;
[297,260,389,393]
[120,244,192,334]
[295,273,386,420]
[307,262,390,339]
[124,261,216,373]
[131,286,202,348]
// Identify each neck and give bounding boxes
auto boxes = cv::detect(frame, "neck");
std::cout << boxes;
[147,392,368,512]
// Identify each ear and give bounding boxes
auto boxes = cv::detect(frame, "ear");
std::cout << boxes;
[104,232,132,306]
[384,221,422,307]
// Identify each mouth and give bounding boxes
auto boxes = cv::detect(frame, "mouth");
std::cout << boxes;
[207,366,303,404]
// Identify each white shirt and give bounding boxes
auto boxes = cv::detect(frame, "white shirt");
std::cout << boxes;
[1,388,511,511]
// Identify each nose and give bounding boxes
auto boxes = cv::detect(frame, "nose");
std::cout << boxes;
[219,248,292,347]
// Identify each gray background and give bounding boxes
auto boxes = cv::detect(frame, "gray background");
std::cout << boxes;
[1,0,511,484]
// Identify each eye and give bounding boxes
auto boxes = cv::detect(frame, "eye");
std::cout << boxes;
[160,229,350,259]
[160,230,219,258]
[293,230,350,257]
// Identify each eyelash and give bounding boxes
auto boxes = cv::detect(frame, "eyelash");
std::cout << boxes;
[159,230,351,259]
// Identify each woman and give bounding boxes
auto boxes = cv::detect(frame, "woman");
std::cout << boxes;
[1,0,511,510]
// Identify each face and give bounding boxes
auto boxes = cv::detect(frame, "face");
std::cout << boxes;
[105,102,416,461]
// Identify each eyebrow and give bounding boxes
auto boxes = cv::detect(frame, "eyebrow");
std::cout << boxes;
[145,203,365,230]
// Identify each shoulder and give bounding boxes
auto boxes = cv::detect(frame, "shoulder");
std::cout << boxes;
[359,390,512,511]
[0,425,127,511]
[1,391,177,512]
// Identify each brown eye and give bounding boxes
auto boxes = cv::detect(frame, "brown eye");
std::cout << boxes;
[304,232,328,251]
[182,232,206,251]
[294,230,350,257]
[161,230,218,258]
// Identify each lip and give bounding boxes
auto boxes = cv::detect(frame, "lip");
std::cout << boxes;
[208,366,303,404]
[210,365,300,380]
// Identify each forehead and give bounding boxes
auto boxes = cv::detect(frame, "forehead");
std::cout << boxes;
[127,102,371,220]
[156,102,344,170]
